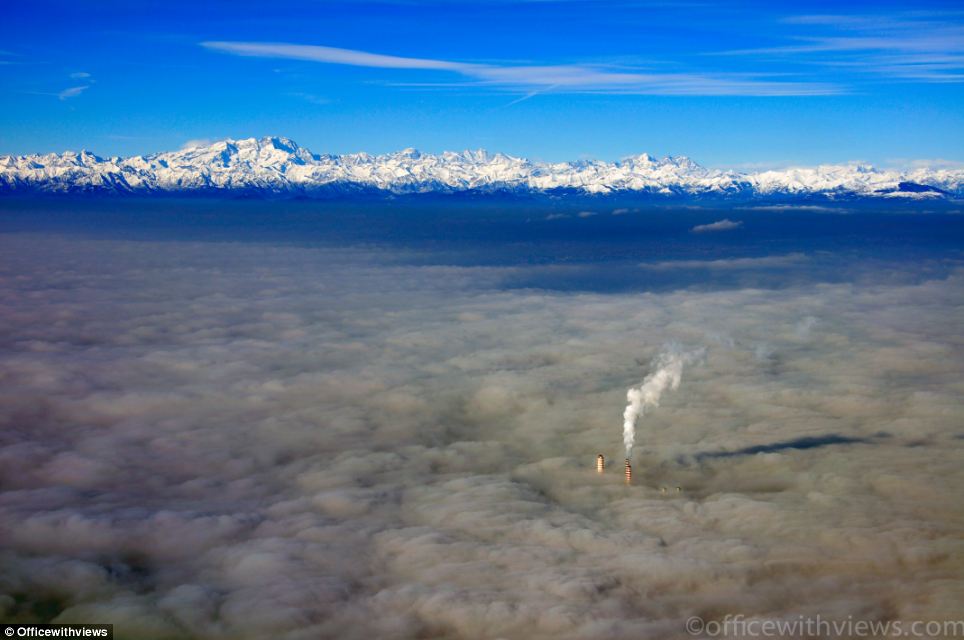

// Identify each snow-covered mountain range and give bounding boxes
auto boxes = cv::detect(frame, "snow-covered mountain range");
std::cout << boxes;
[2,136,961,200]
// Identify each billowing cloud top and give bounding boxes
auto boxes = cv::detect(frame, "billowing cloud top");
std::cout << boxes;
[0,219,962,638]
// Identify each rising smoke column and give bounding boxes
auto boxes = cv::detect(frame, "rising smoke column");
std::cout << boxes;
[623,347,703,458]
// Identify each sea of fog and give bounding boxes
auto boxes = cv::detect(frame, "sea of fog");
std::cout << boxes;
[1,199,962,639]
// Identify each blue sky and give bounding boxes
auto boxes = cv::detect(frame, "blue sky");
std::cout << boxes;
[2,0,963,167]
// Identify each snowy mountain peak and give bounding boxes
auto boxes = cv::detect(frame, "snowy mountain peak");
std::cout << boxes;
[1,137,961,200]
[628,152,655,165]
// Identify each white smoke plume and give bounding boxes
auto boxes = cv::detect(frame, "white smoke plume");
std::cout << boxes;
[623,346,703,458]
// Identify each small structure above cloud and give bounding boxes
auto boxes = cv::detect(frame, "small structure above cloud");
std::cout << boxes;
[692,218,743,233]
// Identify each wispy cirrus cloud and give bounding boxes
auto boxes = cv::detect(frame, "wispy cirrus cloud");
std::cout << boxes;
[721,12,964,83]
[200,41,840,96]
[58,85,90,100]
[288,91,331,105]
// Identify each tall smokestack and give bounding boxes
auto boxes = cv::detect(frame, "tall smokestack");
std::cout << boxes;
[596,454,605,473]
[624,458,632,485]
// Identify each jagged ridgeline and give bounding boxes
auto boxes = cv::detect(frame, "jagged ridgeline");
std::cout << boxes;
[1,136,960,199]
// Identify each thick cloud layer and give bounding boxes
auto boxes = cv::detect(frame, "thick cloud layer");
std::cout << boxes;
[0,232,962,639]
